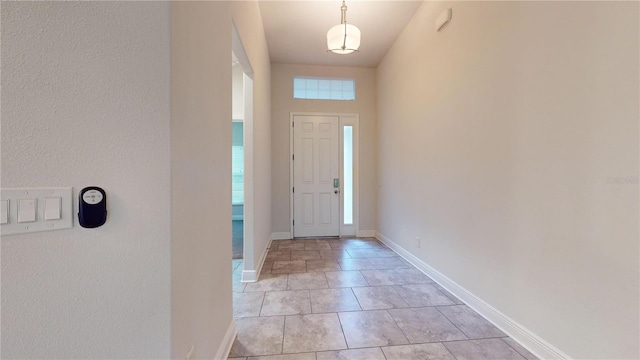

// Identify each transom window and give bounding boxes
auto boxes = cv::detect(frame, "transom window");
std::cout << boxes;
[293,76,355,100]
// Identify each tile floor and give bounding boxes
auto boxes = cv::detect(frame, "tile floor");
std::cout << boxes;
[229,238,538,360]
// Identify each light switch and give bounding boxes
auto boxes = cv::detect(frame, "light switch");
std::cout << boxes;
[18,198,37,223]
[44,197,62,220]
[1,188,73,235]
[1,200,8,224]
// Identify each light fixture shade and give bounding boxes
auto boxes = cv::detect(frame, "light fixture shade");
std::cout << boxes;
[327,23,361,54]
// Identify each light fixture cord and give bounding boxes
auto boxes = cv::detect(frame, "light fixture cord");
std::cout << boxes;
[340,0,348,50]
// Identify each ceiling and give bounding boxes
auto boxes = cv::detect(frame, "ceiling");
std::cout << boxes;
[259,1,424,68]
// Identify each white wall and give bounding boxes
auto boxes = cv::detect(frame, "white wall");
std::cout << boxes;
[232,63,245,120]
[271,64,377,234]
[377,1,639,359]
[171,2,271,358]
[171,2,233,359]
[1,2,171,358]
[232,1,273,275]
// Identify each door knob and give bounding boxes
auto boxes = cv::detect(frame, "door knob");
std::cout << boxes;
[334,190,339,194]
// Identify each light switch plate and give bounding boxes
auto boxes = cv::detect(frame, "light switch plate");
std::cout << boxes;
[1,188,73,236]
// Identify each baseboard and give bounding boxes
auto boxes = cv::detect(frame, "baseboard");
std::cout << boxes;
[242,236,272,283]
[271,232,292,240]
[213,319,236,360]
[356,229,376,238]
[375,231,571,360]
[242,269,258,282]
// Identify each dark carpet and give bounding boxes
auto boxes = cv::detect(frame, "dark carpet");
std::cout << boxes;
[232,220,243,259]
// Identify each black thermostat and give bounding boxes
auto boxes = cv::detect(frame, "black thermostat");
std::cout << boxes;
[78,187,107,228]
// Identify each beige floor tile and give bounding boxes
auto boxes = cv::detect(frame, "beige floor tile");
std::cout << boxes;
[388,307,467,343]
[261,290,311,316]
[277,243,305,251]
[283,313,347,353]
[339,310,409,348]
[329,239,383,250]
[310,288,361,313]
[325,271,369,288]
[319,249,352,259]
[338,257,410,271]
[290,250,321,261]
[316,347,386,360]
[359,269,406,286]
[393,284,454,307]
[502,338,539,360]
[432,283,465,305]
[345,248,398,258]
[271,240,293,246]
[245,274,288,292]
[443,339,526,360]
[266,251,291,262]
[272,260,307,274]
[229,316,285,357]
[327,241,350,250]
[352,286,409,310]
[233,291,265,318]
[437,305,505,339]
[306,259,341,272]
[337,258,377,270]
[368,257,412,269]
[394,268,434,284]
[261,261,273,275]
[304,243,332,251]
[382,343,456,360]
[287,272,328,290]
[247,353,315,360]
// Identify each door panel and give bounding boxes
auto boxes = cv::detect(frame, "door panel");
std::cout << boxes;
[293,115,340,237]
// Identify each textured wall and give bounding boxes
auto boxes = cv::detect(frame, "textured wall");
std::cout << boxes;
[231,0,273,275]
[171,2,233,358]
[271,64,377,234]
[377,1,639,358]
[1,2,171,358]
[171,2,272,358]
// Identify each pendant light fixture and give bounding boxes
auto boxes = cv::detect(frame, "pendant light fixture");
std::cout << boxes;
[327,0,360,54]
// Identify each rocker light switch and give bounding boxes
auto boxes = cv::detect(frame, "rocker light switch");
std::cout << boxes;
[18,198,37,223]
[1,200,8,224]
[44,197,62,220]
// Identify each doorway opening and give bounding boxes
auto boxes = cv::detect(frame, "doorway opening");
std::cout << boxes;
[231,23,255,285]
[232,62,244,260]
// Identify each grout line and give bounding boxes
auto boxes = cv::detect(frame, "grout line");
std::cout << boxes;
[348,287,364,312]
[383,308,410,344]
[498,337,532,360]
[434,306,471,340]
[335,311,351,349]
[258,291,267,317]
[281,315,287,355]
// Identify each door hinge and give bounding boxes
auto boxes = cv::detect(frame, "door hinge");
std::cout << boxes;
[292,122,295,128]
[293,219,295,226]
[292,187,295,193]
[292,154,294,161]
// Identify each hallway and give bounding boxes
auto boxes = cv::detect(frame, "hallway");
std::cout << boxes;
[229,238,537,359]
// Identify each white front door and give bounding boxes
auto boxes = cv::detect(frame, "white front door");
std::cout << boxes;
[293,115,340,237]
